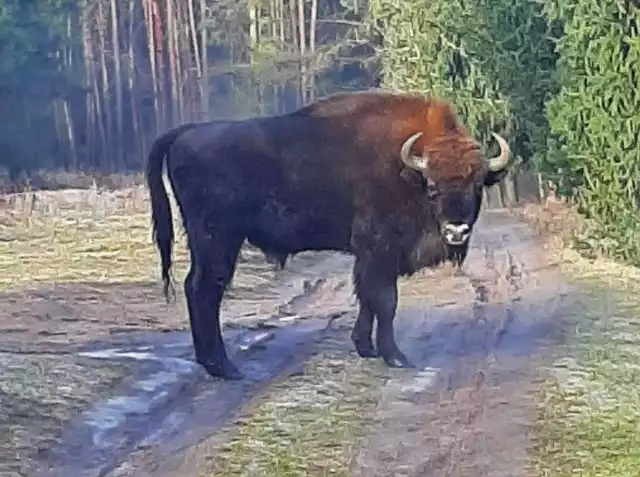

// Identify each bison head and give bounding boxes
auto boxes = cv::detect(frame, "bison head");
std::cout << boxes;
[400,131,511,247]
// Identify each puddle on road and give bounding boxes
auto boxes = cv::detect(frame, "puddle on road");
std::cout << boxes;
[398,367,441,394]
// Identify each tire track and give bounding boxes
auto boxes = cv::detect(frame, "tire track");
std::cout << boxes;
[35,252,357,477]
[351,209,573,477]
[37,210,571,477]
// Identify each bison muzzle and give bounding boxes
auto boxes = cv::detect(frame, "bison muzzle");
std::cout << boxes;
[146,90,512,380]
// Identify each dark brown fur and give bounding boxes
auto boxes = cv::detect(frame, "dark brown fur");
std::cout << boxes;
[146,90,512,379]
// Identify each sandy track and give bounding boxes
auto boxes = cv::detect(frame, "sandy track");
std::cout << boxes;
[352,210,572,476]
[29,209,570,476]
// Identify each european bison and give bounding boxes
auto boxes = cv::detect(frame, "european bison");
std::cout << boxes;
[146,90,512,380]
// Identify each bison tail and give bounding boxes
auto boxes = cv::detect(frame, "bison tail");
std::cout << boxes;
[145,123,196,302]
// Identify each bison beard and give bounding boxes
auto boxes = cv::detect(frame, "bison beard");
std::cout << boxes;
[146,90,512,380]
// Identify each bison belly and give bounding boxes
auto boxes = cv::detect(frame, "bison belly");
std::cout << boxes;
[247,201,352,256]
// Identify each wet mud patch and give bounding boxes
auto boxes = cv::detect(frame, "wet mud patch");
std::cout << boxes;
[36,314,357,477]
[0,353,131,477]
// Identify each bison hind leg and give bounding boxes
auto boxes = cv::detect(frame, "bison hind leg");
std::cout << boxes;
[264,250,288,271]
[351,306,378,358]
[185,225,247,380]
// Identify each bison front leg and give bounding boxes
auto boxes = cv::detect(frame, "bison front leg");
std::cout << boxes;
[185,230,245,380]
[353,259,414,368]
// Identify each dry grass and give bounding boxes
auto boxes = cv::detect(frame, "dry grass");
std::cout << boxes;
[513,199,583,250]
[0,353,130,477]
[0,184,171,476]
[0,184,187,291]
[0,183,277,292]
[0,169,145,194]
[514,200,640,294]
[0,182,317,346]
[516,201,640,477]
[531,282,640,477]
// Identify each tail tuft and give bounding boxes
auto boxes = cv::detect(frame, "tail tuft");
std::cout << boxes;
[145,123,197,302]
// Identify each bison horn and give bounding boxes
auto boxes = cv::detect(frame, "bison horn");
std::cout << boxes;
[487,132,510,172]
[400,132,429,171]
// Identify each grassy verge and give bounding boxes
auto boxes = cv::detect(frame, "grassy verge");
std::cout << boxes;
[0,354,130,477]
[184,330,388,477]
[1,186,159,476]
[518,203,640,476]
[0,185,188,291]
[0,185,275,293]
[0,185,291,476]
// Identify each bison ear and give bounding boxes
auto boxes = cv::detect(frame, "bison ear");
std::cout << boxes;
[484,168,509,187]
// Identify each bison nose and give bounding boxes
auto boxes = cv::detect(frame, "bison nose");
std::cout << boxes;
[442,222,471,246]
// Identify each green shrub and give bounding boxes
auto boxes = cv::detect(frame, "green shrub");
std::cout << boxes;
[542,0,640,262]
[371,0,558,164]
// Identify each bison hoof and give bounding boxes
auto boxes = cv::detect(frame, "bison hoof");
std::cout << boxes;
[355,344,378,359]
[381,349,415,369]
[200,359,245,380]
[351,333,378,358]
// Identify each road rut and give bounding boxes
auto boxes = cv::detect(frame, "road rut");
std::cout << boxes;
[35,209,572,476]
[352,210,572,476]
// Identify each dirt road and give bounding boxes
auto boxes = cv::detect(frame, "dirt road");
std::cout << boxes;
[5,208,571,476]
[351,211,572,477]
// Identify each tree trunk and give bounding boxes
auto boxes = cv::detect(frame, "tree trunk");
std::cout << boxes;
[187,0,201,77]
[81,2,97,168]
[309,0,317,100]
[110,0,124,169]
[85,3,107,169]
[166,0,179,126]
[249,4,262,115]
[483,185,504,209]
[501,169,519,208]
[297,0,306,104]
[143,0,161,135]
[62,100,78,170]
[151,0,166,130]
[186,0,201,118]
[289,0,299,110]
[127,0,145,163]
[278,0,285,44]
[175,0,188,122]
[97,1,113,169]
[199,0,209,119]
